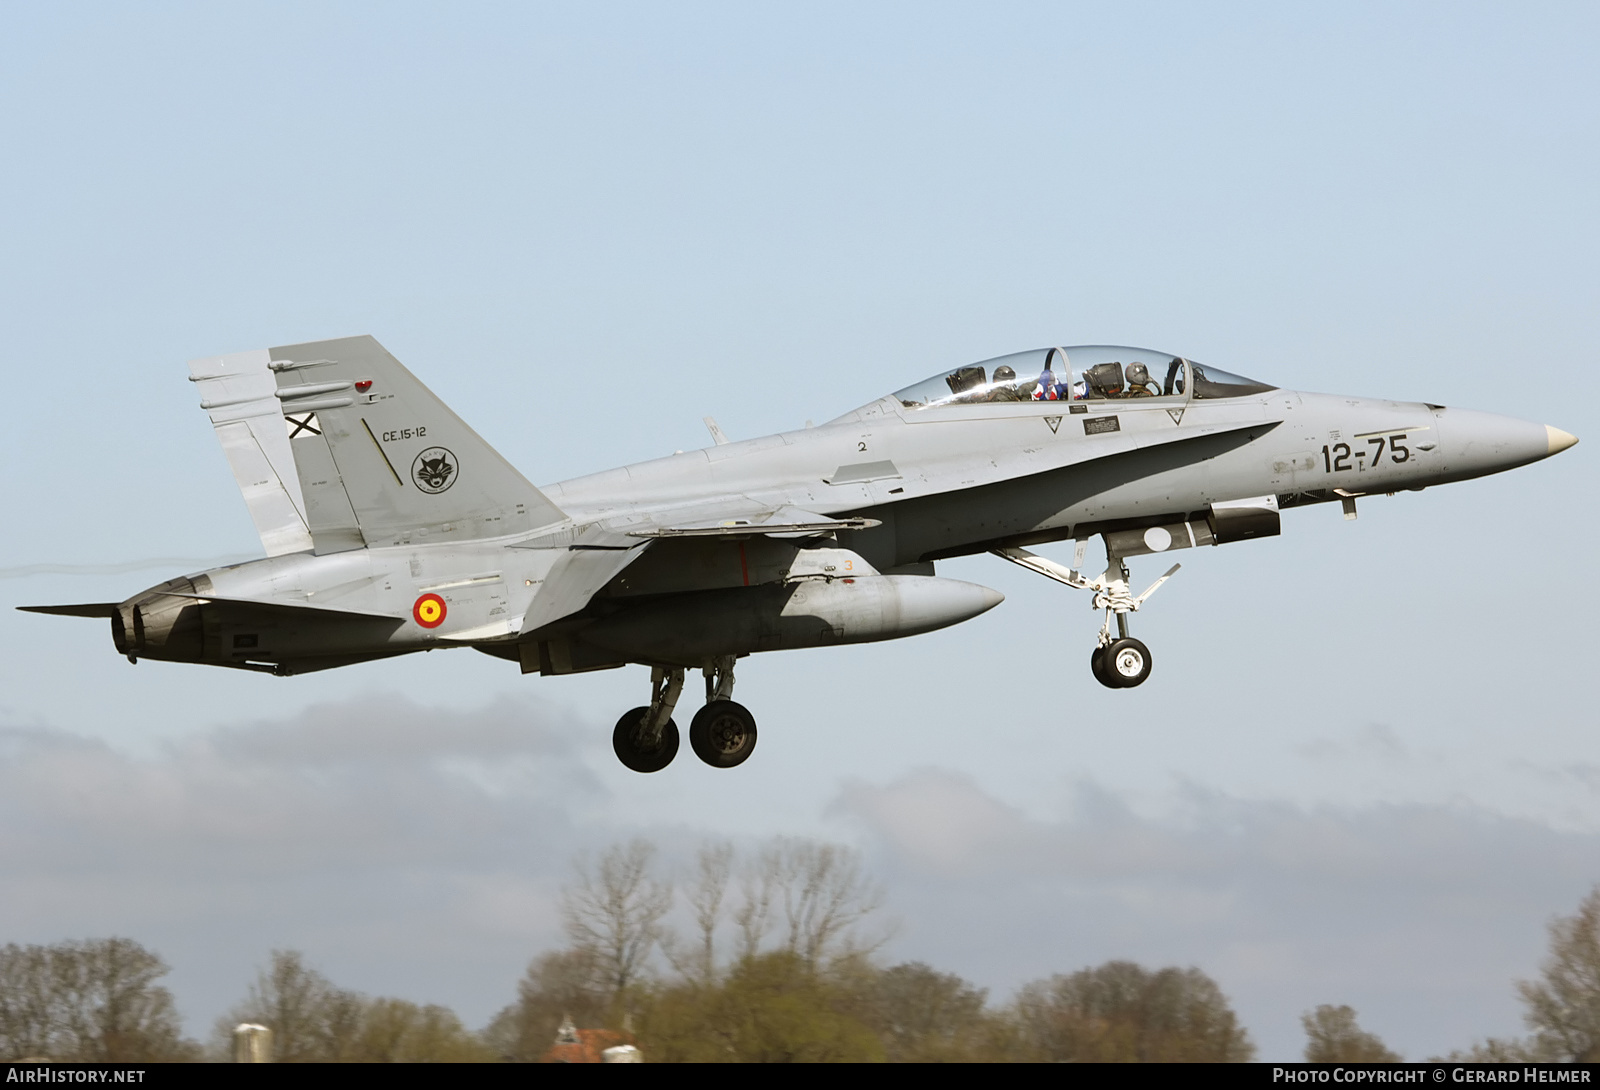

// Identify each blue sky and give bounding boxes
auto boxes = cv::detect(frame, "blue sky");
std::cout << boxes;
[2,2,1596,1060]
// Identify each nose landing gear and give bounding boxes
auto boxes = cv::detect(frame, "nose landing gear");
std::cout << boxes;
[996,540,1176,690]
[1088,555,1162,689]
[613,656,759,772]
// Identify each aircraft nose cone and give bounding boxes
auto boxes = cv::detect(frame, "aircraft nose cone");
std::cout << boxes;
[1429,407,1568,479]
[979,586,1006,612]
[1546,425,1579,456]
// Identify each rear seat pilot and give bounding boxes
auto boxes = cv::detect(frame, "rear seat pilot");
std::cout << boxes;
[1125,362,1158,397]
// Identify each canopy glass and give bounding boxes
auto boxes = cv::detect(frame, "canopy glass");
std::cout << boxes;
[891,346,1275,410]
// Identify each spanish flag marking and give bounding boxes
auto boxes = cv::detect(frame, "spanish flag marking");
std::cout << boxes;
[413,593,447,629]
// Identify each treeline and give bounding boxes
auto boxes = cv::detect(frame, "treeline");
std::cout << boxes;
[1,838,1596,1062]
[484,839,1254,1061]
[0,939,198,1062]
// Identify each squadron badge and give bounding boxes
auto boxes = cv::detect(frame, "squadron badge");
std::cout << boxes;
[411,446,457,493]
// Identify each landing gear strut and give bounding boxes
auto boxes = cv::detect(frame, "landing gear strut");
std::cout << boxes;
[690,656,757,768]
[995,539,1177,690]
[613,666,683,773]
[1089,554,1158,689]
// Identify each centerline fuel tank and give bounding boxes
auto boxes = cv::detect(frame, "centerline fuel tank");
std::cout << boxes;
[580,575,1004,666]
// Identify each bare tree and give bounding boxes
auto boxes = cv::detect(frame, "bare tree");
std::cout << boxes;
[0,939,193,1061]
[561,839,673,1006]
[771,840,886,967]
[725,839,887,968]
[733,847,778,962]
[663,842,733,987]
[0,944,54,1059]
[1302,1004,1400,1062]
[1519,884,1600,1062]
[220,950,363,1062]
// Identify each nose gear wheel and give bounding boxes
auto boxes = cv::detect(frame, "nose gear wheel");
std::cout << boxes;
[1091,645,1112,687]
[1101,637,1152,688]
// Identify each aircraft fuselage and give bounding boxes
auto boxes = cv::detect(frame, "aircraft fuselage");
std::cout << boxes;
[116,383,1563,675]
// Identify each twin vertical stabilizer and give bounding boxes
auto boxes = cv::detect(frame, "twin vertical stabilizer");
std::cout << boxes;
[193,336,567,555]
[190,349,313,556]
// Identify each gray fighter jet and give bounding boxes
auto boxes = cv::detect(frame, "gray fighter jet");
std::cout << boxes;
[22,337,1578,772]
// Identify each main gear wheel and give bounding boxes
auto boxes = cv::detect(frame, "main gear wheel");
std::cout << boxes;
[689,700,758,768]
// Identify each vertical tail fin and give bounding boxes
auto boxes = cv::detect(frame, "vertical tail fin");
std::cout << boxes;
[190,349,314,556]
[267,335,568,551]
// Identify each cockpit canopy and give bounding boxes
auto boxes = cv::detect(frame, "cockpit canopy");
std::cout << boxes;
[891,346,1275,411]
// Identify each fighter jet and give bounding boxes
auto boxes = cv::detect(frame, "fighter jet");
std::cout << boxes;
[22,337,1577,772]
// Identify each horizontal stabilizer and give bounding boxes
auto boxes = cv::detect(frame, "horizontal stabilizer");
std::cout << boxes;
[16,603,118,618]
[164,593,404,622]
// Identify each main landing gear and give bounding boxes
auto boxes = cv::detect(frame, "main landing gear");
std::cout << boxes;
[613,666,682,773]
[613,656,758,773]
[995,539,1178,690]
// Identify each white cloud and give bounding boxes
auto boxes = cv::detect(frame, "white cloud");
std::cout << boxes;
[0,694,613,1031]
[834,770,1600,1061]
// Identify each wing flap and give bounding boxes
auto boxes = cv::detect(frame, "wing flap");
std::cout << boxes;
[624,506,880,539]
[628,517,879,539]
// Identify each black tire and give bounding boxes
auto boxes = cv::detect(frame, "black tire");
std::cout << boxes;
[689,700,758,768]
[1091,645,1116,689]
[1104,637,1152,688]
[613,706,679,773]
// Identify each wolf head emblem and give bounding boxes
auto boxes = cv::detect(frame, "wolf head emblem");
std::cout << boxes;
[411,447,457,494]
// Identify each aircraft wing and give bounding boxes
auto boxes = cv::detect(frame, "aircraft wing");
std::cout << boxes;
[511,504,878,635]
